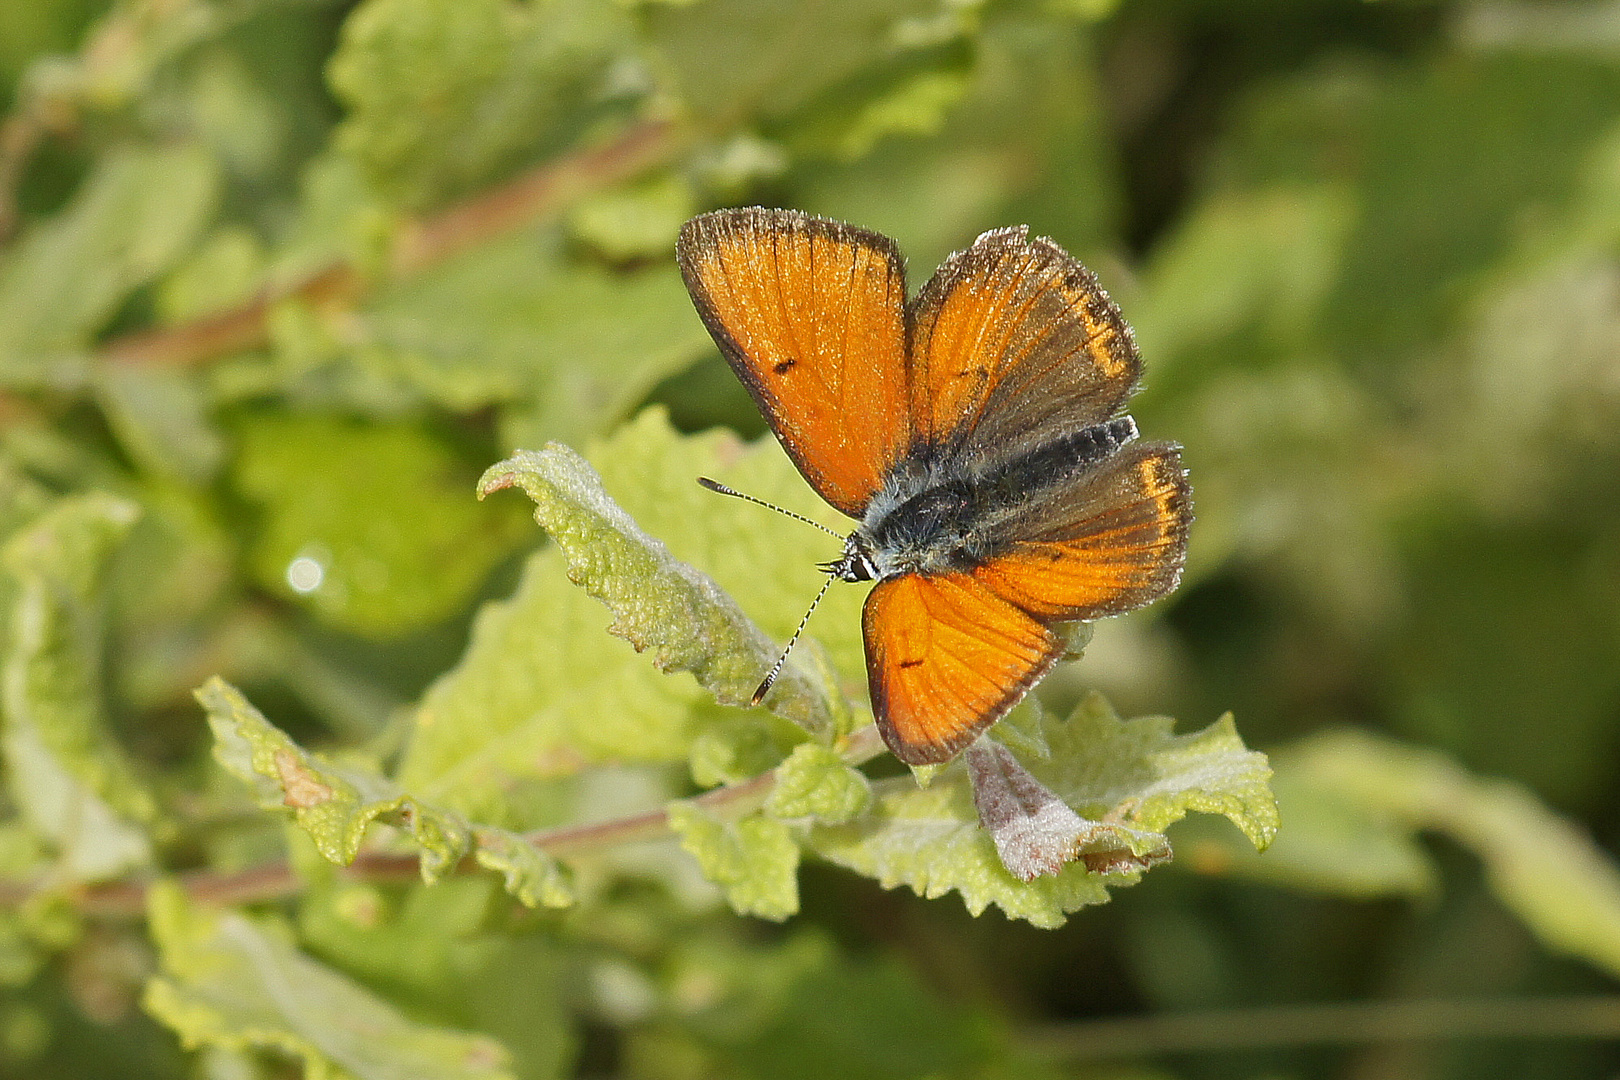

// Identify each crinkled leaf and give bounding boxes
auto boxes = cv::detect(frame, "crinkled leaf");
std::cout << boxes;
[583,410,867,683]
[764,743,871,824]
[1281,728,1620,979]
[357,235,713,447]
[1,492,155,882]
[397,541,715,822]
[666,801,800,921]
[232,414,531,637]
[0,143,219,377]
[399,410,859,821]
[470,827,573,909]
[809,693,1275,928]
[198,678,573,907]
[476,439,837,738]
[143,882,515,1080]
[329,0,633,211]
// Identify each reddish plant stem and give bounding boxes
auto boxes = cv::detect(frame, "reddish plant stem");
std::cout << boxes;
[96,117,682,370]
[40,727,887,920]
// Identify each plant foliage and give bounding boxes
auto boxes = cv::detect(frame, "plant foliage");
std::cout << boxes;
[1,1,1619,1078]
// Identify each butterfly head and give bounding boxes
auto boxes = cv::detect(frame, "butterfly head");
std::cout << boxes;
[820,532,879,584]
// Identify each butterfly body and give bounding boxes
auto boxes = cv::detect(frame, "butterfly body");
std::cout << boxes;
[832,414,1143,585]
[678,208,1191,765]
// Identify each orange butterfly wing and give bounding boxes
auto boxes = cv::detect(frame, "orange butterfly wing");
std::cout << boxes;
[906,226,1140,465]
[973,442,1191,621]
[863,572,1064,765]
[863,444,1190,765]
[677,208,911,518]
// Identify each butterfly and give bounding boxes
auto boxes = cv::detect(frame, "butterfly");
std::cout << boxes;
[676,207,1191,766]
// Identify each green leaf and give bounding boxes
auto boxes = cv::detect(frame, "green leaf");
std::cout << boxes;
[764,743,871,824]
[783,47,973,163]
[1131,185,1355,383]
[1324,55,1620,364]
[722,936,993,1080]
[296,879,576,1079]
[469,827,573,910]
[143,882,516,1080]
[329,0,633,211]
[231,414,531,637]
[666,801,800,921]
[198,677,574,908]
[475,435,840,739]
[642,0,960,130]
[809,693,1276,928]
[1,492,155,882]
[397,540,714,822]
[1278,728,1620,980]
[582,410,867,684]
[567,172,697,262]
[1170,771,1437,900]
[0,144,219,377]
[356,234,714,448]
[400,409,863,819]
[94,365,226,485]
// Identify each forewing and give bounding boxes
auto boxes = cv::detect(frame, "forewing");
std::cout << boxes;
[973,442,1191,621]
[906,226,1140,466]
[863,572,1063,765]
[678,208,910,518]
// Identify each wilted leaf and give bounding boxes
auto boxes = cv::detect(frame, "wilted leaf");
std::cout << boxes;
[810,694,1275,927]
[965,739,1169,882]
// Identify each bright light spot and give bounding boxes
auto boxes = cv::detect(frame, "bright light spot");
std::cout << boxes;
[286,555,325,594]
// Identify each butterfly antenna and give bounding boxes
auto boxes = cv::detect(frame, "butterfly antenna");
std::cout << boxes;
[751,574,835,705]
[697,477,843,539]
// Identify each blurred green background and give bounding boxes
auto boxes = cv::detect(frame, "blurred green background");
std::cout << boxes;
[2,0,1620,1078]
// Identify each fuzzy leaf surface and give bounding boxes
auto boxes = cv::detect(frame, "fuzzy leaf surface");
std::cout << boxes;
[810,694,1276,927]
[400,410,870,818]
[667,801,801,921]
[199,678,572,907]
